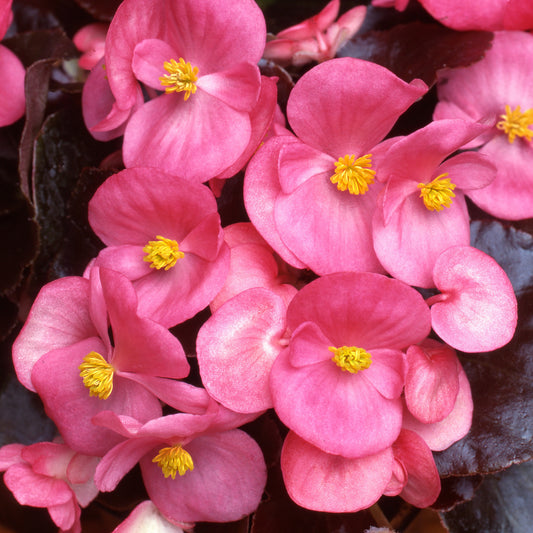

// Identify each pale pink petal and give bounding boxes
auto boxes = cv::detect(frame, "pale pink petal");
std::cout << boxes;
[0,444,24,469]
[21,442,73,479]
[141,431,266,523]
[197,287,288,412]
[270,347,403,458]
[430,245,517,352]
[0,45,25,126]
[281,431,394,512]
[94,246,150,281]
[402,367,473,451]
[393,430,441,508]
[12,277,96,392]
[67,454,100,506]
[48,499,79,531]
[113,501,187,532]
[287,57,427,157]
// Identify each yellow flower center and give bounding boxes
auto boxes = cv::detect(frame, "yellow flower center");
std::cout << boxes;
[417,173,456,211]
[152,445,194,479]
[329,345,372,374]
[496,104,533,143]
[330,154,376,195]
[79,351,114,400]
[143,235,184,270]
[159,58,199,101]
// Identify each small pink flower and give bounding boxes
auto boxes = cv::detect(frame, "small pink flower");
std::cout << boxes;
[73,23,107,71]
[0,441,99,533]
[263,0,367,66]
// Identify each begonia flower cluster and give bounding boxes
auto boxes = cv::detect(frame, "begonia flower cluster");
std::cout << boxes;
[1,0,526,530]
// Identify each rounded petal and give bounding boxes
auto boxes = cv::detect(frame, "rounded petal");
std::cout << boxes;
[113,501,187,532]
[0,45,25,127]
[420,0,505,30]
[430,245,517,352]
[281,431,394,512]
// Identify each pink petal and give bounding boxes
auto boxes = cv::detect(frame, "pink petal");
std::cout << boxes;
[287,57,427,157]
[277,0,340,40]
[12,277,96,392]
[197,287,288,413]
[132,38,177,89]
[113,501,188,532]
[280,431,394,512]
[404,340,460,424]
[0,45,25,126]
[430,245,517,352]
[505,0,533,29]
[437,151,496,191]
[140,430,266,523]
[402,366,473,451]
[48,499,79,531]
[420,0,505,30]
[0,444,24,470]
[0,0,13,39]
[393,429,441,507]
[363,348,405,400]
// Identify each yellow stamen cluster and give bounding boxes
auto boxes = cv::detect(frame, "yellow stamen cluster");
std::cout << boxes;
[152,445,194,479]
[79,351,114,400]
[417,173,456,211]
[496,104,533,143]
[329,345,372,374]
[143,235,184,270]
[330,154,376,195]
[159,58,199,101]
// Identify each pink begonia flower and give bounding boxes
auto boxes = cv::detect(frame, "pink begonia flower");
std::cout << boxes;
[404,339,461,424]
[426,245,517,353]
[82,58,145,142]
[263,0,367,66]
[434,31,533,220]
[13,267,189,456]
[402,364,473,451]
[198,286,294,413]
[210,222,298,312]
[270,272,431,459]
[73,23,107,71]
[105,0,273,182]
[113,501,191,532]
[372,119,496,288]
[93,403,266,524]
[382,429,441,508]
[0,0,25,127]
[0,441,99,533]
[245,58,427,275]
[89,167,230,328]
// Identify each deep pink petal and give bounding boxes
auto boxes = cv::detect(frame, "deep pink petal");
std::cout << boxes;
[286,272,431,351]
[437,151,496,191]
[420,0,505,30]
[363,349,404,400]
[132,38,176,89]
[12,277,96,392]
[287,57,427,157]
[271,347,403,458]
[430,245,517,352]
[0,45,25,126]
[288,321,335,367]
[48,499,79,531]
[404,340,460,424]
[402,366,473,451]
[393,429,441,507]
[141,430,266,523]
[0,0,13,39]
[197,287,288,413]
[505,0,533,29]
[280,431,394,512]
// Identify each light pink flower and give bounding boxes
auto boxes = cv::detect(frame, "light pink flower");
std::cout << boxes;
[88,167,230,328]
[0,441,99,533]
[105,0,273,181]
[0,0,25,127]
[73,23,107,71]
[270,272,431,459]
[245,57,427,275]
[263,0,367,66]
[372,119,495,288]
[434,31,533,220]
[112,501,190,532]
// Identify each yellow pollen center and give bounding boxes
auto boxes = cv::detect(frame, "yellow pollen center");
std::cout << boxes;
[159,58,199,101]
[152,445,194,479]
[496,105,533,143]
[329,345,372,374]
[330,154,376,195]
[79,351,114,400]
[143,235,184,270]
[417,173,456,211]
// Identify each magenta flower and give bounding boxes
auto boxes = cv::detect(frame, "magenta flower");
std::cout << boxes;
[434,31,533,220]
[372,119,495,287]
[270,272,431,459]
[13,267,189,456]
[89,167,230,328]
[0,0,25,127]
[0,441,99,533]
[263,0,367,66]
[245,57,427,275]
[104,0,272,181]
